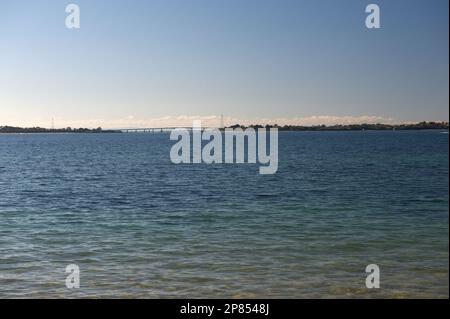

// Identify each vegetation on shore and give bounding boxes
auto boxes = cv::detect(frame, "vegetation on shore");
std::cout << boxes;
[228,121,449,131]
[0,121,448,133]
[0,126,121,133]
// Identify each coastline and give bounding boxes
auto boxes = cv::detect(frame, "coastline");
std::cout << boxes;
[0,121,448,134]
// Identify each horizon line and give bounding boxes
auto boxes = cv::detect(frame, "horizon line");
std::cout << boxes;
[1,114,450,130]
[1,120,449,131]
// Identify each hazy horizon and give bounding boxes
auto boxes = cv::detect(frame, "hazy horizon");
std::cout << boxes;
[0,115,449,130]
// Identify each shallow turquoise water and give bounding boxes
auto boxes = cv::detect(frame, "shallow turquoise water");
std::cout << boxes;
[0,130,448,298]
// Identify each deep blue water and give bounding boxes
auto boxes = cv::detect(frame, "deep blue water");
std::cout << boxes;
[0,130,448,298]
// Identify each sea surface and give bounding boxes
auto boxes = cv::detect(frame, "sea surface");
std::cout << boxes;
[0,130,448,298]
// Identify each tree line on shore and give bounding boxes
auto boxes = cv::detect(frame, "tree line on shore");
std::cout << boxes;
[228,121,449,131]
[0,121,448,133]
[0,126,121,133]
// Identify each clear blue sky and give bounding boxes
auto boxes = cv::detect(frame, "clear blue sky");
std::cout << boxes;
[0,0,448,128]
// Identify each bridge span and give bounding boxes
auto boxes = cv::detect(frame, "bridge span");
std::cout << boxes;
[119,127,191,133]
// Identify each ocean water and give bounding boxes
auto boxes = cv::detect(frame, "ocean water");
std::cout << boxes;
[0,130,448,298]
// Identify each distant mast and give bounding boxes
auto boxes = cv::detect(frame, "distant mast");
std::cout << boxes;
[220,114,224,129]
[51,117,55,130]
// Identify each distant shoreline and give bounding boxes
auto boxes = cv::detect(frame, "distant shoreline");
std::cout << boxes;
[229,121,449,132]
[0,121,448,133]
[0,126,122,134]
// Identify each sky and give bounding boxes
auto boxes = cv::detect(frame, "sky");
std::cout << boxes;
[0,0,448,128]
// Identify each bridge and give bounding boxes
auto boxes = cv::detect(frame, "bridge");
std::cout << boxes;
[119,127,202,133]
[118,115,225,133]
